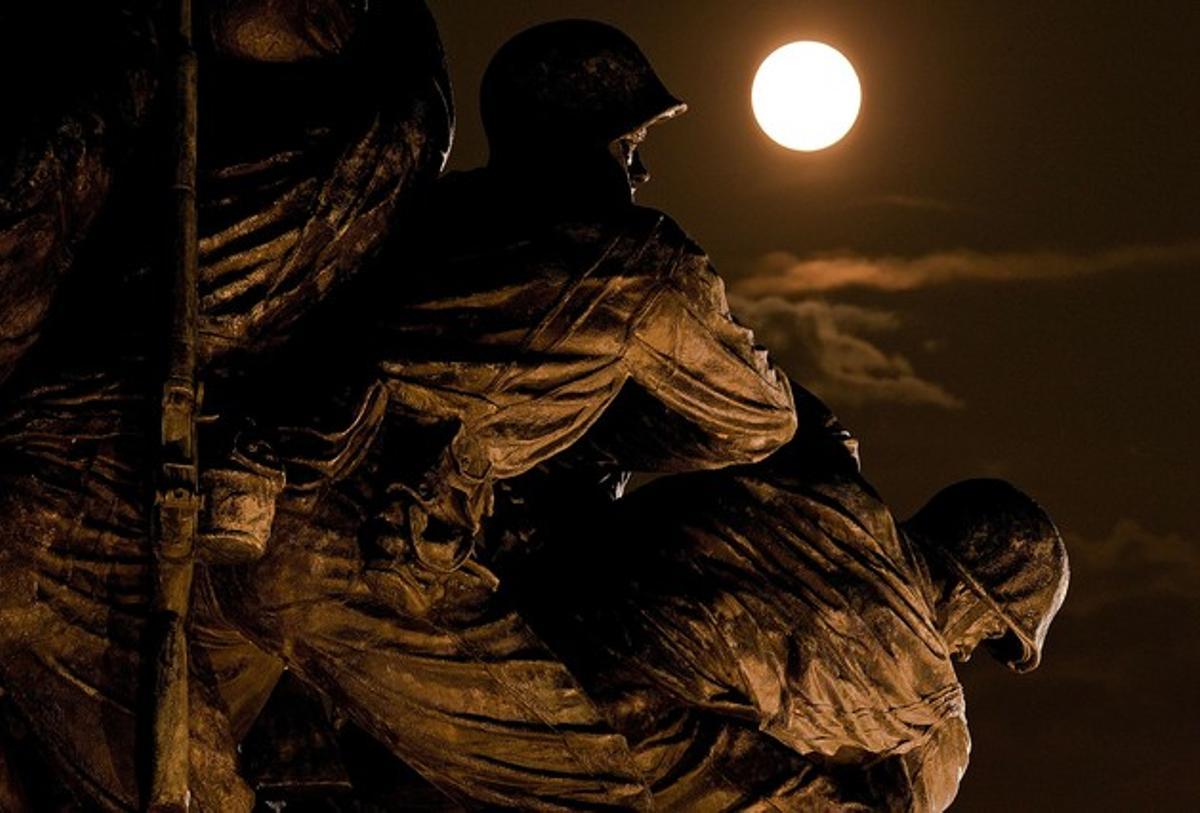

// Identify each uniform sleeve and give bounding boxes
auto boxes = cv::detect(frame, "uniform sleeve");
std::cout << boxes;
[903,716,971,813]
[0,2,160,385]
[857,716,969,813]
[195,0,454,362]
[619,251,797,470]
[786,716,968,813]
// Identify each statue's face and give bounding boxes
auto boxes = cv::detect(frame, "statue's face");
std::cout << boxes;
[941,583,1010,663]
[950,610,1009,663]
[609,128,651,199]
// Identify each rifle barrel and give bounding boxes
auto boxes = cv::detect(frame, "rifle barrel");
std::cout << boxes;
[148,0,198,808]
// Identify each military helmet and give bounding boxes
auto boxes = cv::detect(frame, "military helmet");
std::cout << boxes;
[903,479,1070,673]
[481,19,687,152]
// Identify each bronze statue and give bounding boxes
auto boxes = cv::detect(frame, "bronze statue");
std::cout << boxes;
[0,1,451,807]
[0,7,1069,809]
[193,19,805,809]
[498,394,1069,811]
[0,0,452,382]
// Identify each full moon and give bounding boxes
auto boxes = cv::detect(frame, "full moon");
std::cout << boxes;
[752,41,862,152]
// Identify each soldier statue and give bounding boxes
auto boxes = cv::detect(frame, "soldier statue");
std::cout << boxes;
[0,1,451,807]
[196,18,807,809]
[499,386,1069,811]
[0,6,1069,811]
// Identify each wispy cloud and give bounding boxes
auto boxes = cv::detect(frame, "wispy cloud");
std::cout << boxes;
[735,241,1200,296]
[849,193,959,214]
[1060,520,1200,616]
[730,294,962,409]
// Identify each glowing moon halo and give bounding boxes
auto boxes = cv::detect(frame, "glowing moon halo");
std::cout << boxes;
[752,41,862,151]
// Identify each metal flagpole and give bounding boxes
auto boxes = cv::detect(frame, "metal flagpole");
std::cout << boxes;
[148,0,199,807]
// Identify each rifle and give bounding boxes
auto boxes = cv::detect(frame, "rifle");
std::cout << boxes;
[148,0,198,808]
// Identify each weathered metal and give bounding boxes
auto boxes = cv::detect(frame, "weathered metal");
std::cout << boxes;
[148,0,199,807]
[0,10,1070,811]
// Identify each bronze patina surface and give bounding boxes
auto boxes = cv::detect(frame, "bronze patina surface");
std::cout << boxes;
[0,9,1067,811]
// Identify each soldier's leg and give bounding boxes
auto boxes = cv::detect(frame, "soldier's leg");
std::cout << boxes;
[0,484,254,812]
[217,504,652,811]
[190,567,286,742]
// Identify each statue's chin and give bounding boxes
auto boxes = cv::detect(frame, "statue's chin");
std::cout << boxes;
[207,0,360,63]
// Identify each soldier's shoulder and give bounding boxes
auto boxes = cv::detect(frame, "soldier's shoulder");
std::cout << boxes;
[625,206,706,256]
[562,206,709,279]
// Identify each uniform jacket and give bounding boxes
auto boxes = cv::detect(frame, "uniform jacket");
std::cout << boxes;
[336,170,798,531]
[550,443,971,810]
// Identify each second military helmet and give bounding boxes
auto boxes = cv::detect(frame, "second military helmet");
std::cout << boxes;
[481,20,687,153]
[904,479,1070,673]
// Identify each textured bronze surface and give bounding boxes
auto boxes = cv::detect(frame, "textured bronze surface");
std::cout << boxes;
[0,9,1066,811]
[498,418,1067,810]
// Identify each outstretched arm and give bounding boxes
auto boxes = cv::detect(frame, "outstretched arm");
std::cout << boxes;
[617,251,797,471]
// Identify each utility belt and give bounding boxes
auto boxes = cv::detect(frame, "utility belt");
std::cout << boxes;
[195,381,388,564]
[197,439,498,621]
[194,381,500,617]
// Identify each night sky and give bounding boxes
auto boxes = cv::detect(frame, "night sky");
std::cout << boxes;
[432,2,1199,811]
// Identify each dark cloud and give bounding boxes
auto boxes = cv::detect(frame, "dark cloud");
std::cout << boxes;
[734,242,1200,295]
[729,294,961,408]
[1059,521,1200,617]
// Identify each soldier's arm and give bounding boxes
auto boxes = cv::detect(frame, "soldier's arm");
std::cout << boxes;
[858,716,971,813]
[902,716,971,813]
[745,716,967,813]
[0,2,160,386]
[620,252,797,470]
